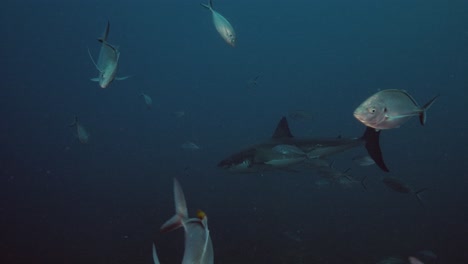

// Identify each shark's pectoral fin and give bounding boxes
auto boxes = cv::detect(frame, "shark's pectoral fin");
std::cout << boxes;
[362,127,389,172]
[115,75,132,81]
[90,78,100,82]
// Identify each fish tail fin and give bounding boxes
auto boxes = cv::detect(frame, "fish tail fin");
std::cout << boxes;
[362,127,389,172]
[160,178,188,233]
[152,243,160,264]
[201,0,212,9]
[419,94,439,126]
[69,116,78,127]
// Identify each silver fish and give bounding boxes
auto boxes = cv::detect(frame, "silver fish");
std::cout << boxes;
[181,141,200,150]
[160,178,214,264]
[201,0,236,47]
[88,21,131,88]
[140,93,153,109]
[69,116,89,144]
[354,89,439,130]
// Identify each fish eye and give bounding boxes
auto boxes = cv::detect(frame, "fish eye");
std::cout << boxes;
[368,108,376,114]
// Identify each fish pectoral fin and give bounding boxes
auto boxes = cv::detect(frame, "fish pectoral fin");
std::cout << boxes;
[90,78,100,82]
[386,113,418,120]
[115,75,132,81]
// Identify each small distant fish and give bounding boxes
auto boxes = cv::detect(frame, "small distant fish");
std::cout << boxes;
[246,74,261,89]
[88,21,131,88]
[352,154,375,166]
[69,116,89,144]
[354,89,439,130]
[181,141,200,150]
[382,177,427,207]
[140,93,153,109]
[282,230,302,242]
[201,0,236,47]
[173,110,185,118]
[288,110,313,121]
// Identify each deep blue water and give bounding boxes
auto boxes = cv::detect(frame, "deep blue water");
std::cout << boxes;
[1,0,468,263]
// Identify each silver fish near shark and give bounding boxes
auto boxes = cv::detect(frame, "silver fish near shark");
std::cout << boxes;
[218,116,390,172]
[155,178,213,264]
[88,21,131,88]
[201,0,236,47]
[69,116,89,144]
[354,89,439,130]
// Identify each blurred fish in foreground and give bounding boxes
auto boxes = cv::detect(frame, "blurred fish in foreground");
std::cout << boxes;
[87,21,131,88]
[153,178,213,264]
[201,0,236,47]
[354,89,439,130]
[69,116,89,144]
[181,141,200,150]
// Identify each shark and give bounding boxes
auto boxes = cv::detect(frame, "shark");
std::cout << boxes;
[218,117,389,172]
[88,21,131,88]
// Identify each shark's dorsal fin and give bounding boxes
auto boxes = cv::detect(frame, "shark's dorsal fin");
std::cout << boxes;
[272,117,293,139]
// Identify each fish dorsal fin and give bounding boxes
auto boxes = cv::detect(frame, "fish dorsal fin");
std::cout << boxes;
[272,117,293,139]
[98,20,110,42]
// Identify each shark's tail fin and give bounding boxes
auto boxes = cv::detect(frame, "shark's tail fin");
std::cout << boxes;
[419,94,439,126]
[362,127,389,172]
[201,0,213,9]
[160,178,188,233]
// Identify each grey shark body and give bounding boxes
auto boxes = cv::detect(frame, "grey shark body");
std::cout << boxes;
[218,117,389,172]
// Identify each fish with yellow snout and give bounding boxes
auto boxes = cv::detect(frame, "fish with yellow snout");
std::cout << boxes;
[152,179,213,264]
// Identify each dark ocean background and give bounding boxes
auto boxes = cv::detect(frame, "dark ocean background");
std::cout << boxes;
[1,0,467,263]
